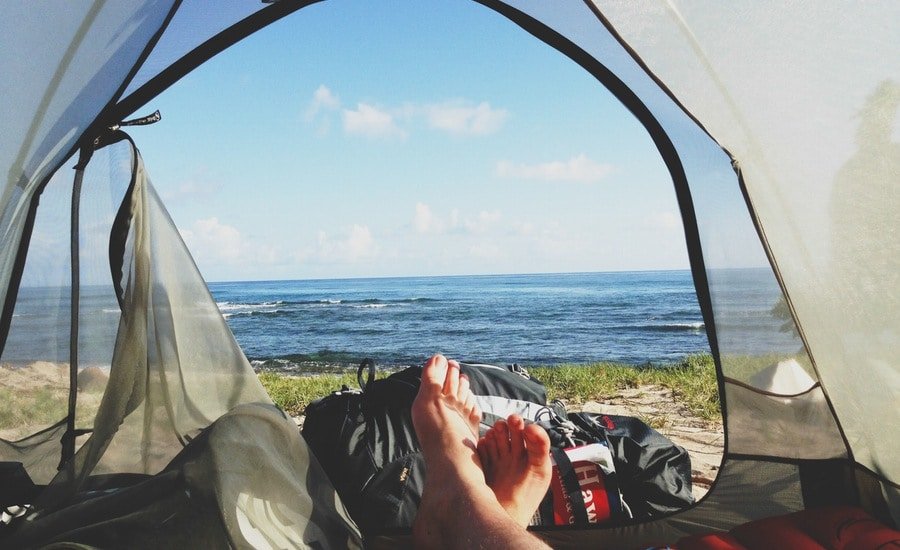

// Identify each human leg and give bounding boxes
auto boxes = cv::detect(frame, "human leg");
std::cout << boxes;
[411,354,549,549]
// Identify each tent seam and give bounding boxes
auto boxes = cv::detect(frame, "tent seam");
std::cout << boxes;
[723,377,823,399]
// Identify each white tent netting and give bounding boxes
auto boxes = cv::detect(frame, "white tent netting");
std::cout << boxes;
[592,0,899,508]
[0,1,896,547]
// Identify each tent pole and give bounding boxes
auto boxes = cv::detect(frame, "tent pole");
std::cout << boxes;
[59,144,93,471]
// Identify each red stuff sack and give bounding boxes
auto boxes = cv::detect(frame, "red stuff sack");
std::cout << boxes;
[535,442,627,526]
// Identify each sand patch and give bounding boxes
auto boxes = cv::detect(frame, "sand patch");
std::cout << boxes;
[0,362,107,441]
[0,361,69,391]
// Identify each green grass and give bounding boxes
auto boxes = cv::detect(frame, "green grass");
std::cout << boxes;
[0,355,721,438]
[533,354,719,421]
[259,354,721,422]
[258,371,360,415]
[0,387,68,436]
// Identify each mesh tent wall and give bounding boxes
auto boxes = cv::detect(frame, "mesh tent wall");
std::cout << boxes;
[1,1,897,548]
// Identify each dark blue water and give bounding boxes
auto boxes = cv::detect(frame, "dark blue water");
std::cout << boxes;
[210,270,717,369]
[2,269,803,371]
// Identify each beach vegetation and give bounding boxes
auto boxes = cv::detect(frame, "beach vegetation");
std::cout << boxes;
[258,370,360,415]
[0,387,68,438]
[530,354,719,421]
[259,353,720,421]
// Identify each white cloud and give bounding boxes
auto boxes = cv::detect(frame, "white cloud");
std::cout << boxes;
[414,202,442,234]
[413,203,501,236]
[309,86,508,139]
[181,217,280,269]
[424,101,508,135]
[315,224,379,262]
[345,225,377,259]
[463,210,502,234]
[183,217,244,262]
[495,154,613,183]
[306,84,341,119]
[343,103,406,138]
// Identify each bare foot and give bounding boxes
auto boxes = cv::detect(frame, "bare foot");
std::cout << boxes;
[478,414,552,527]
[411,355,489,545]
[411,355,549,549]
[412,356,482,465]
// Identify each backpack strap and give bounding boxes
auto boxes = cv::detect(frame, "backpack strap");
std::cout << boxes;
[357,358,376,392]
[550,447,590,525]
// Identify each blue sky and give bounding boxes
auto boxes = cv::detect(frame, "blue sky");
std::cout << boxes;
[129,0,695,282]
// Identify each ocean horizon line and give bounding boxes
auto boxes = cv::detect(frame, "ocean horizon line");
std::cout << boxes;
[205,266,770,286]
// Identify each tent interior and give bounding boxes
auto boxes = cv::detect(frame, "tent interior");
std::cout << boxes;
[1,1,897,548]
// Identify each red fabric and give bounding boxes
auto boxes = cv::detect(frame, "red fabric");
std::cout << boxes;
[677,532,748,550]
[548,445,614,525]
[675,506,900,550]
[844,528,900,550]
[788,506,898,550]
[730,514,824,549]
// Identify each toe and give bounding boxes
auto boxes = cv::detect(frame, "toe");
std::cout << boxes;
[469,401,482,428]
[522,423,552,468]
[462,393,480,436]
[442,359,461,397]
[484,430,500,463]
[462,392,476,415]
[457,372,471,402]
[421,354,449,392]
[494,419,511,457]
[508,414,526,458]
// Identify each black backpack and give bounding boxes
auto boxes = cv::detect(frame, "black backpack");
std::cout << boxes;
[302,359,693,531]
[529,405,693,524]
[301,359,546,534]
[567,412,695,519]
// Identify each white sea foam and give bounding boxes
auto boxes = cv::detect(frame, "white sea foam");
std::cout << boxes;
[217,301,280,313]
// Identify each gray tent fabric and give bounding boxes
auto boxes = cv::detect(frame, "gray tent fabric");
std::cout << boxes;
[0,2,177,317]
[0,135,361,547]
[7,403,360,549]
[1,1,897,547]
[588,0,900,520]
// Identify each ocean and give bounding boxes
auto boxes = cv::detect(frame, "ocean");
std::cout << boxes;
[2,269,801,371]
[209,269,799,372]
